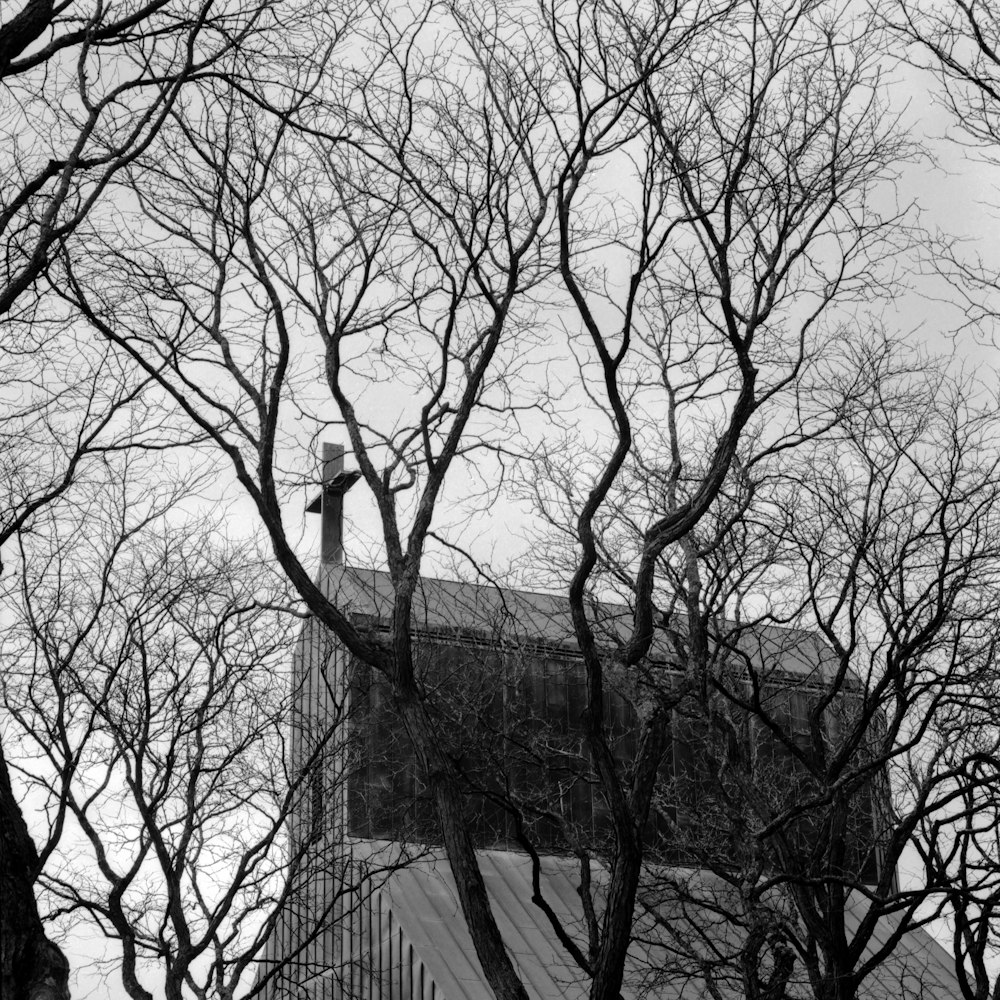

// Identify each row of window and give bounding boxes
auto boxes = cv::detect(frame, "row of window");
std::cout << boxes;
[340,641,882,883]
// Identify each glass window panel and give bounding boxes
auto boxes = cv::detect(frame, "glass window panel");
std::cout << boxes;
[569,776,592,834]
[347,643,676,859]
[544,659,569,732]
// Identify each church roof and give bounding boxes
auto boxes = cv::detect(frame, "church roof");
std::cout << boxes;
[324,566,840,682]
[354,846,962,1000]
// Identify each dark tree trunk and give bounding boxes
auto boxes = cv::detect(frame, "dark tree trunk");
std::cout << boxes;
[0,0,55,75]
[0,739,69,1000]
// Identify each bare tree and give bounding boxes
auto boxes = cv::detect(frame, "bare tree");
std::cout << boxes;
[895,0,1000,151]
[0,355,191,998]
[912,717,1000,1000]
[0,0,294,993]
[0,0,279,317]
[0,457,411,1000]
[529,332,1000,999]
[891,0,1000,341]
[57,1,918,999]
[877,11,1000,993]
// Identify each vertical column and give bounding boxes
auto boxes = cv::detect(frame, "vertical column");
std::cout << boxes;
[321,442,346,566]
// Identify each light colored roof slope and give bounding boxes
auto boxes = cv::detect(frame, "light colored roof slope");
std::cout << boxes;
[380,851,660,1000]
[325,567,837,681]
[376,850,961,1000]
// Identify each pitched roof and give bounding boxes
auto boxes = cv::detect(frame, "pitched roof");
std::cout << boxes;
[324,566,839,682]
[372,848,960,1000]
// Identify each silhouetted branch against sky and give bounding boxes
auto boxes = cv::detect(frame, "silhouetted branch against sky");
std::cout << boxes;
[6,1,1000,998]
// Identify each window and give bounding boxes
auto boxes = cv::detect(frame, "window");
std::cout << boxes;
[670,699,752,865]
[754,683,881,884]
[347,658,431,840]
[309,767,325,843]
[345,637,882,883]
[347,640,639,853]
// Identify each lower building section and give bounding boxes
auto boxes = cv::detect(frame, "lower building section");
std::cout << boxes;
[259,845,960,1000]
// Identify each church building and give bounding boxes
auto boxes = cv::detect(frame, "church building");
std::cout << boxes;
[257,445,961,1000]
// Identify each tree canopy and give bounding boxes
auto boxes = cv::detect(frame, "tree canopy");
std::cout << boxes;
[5,1,1000,999]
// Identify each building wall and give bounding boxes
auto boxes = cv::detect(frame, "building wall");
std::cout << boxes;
[258,614,350,1000]
[345,632,884,883]
[260,568,893,999]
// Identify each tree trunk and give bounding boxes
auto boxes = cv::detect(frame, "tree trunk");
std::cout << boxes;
[0,739,69,1000]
